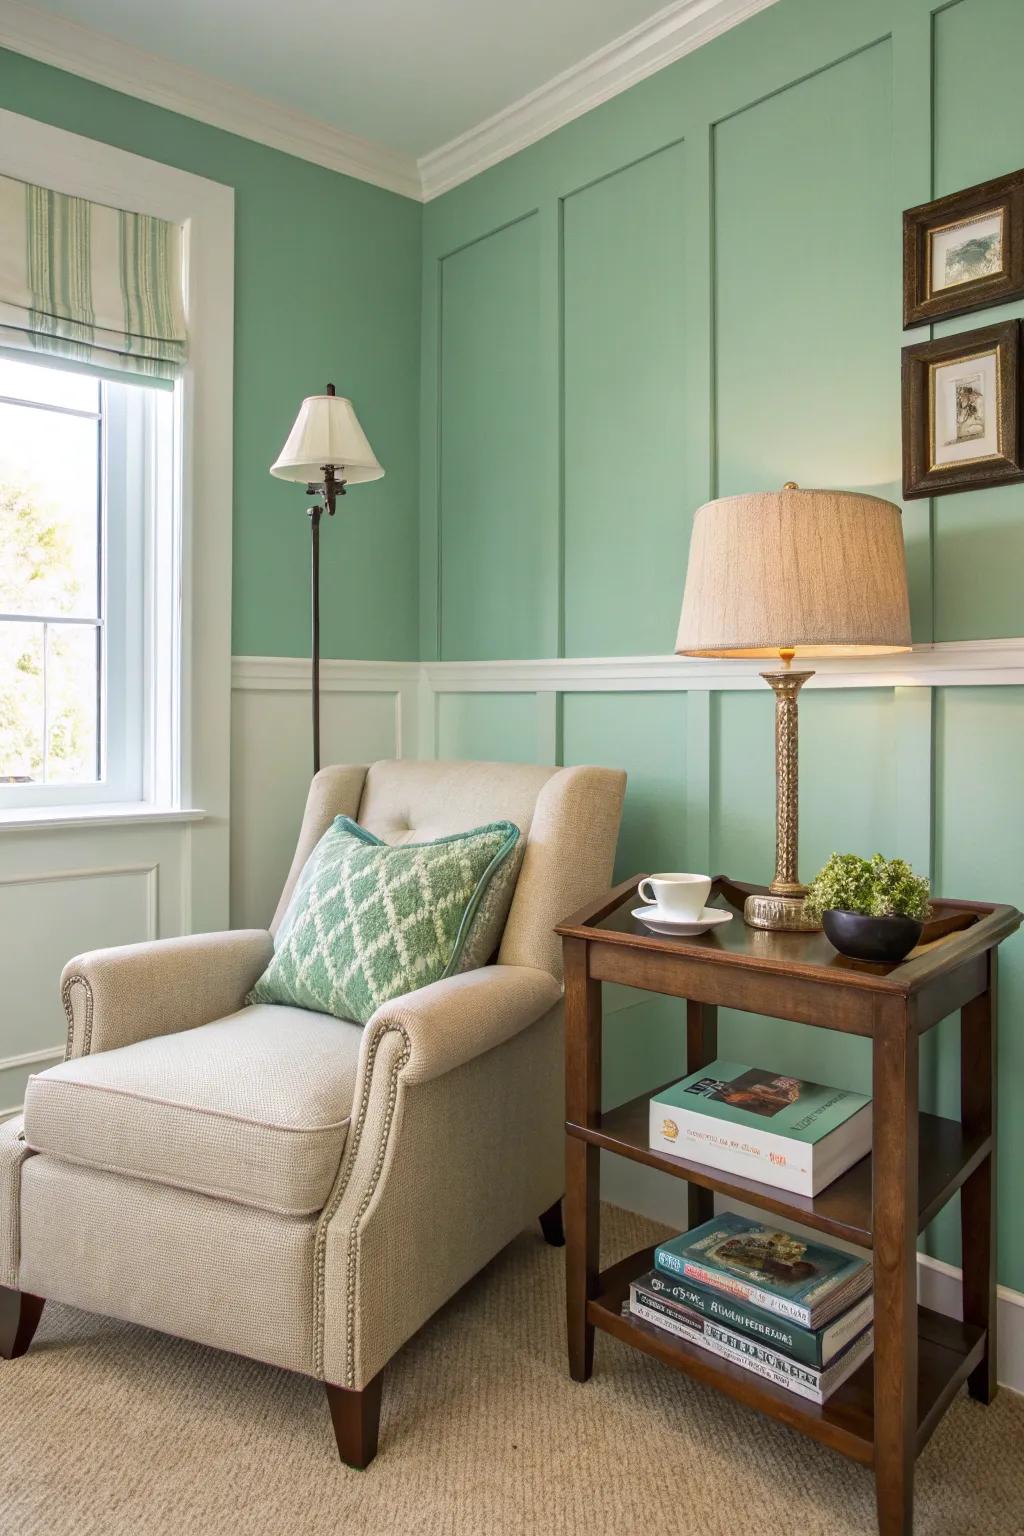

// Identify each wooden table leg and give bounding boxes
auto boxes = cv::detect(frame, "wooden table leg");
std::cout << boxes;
[564,936,601,1382]
[685,1000,718,1229]
[872,1000,919,1536]
[961,953,998,1404]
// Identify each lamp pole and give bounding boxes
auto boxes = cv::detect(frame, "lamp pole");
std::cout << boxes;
[305,383,345,774]
[272,379,382,776]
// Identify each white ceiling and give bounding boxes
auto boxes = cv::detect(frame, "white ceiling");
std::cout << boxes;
[24,0,677,158]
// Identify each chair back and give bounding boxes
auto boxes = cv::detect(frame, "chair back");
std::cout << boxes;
[273,758,625,981]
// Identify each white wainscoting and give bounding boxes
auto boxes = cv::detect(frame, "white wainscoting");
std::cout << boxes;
[228,638,1024,928]
[229,658,420,930]
[0,838,178,1114]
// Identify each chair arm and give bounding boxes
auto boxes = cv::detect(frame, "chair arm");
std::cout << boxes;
[61,929,274,1058]
[313,962,562,1384]
[364,964,562,1086]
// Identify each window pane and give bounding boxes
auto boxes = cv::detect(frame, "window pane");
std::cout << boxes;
[45,623,99,783]
[0,620,43,782]
[0,400,100,618]
[0,356,99,414]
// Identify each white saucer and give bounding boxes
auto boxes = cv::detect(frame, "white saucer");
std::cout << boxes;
[632,904,733,937]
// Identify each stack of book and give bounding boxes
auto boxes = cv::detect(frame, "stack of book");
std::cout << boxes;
[649,1060,872,1196]
[628,1213,873,1404]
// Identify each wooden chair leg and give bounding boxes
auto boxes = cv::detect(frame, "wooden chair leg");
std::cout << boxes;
[0,1285,45,1361]
[539,1196,565,1247]
[324,1370,384,1468]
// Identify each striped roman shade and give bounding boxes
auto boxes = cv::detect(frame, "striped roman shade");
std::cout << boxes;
[0,172,187,380]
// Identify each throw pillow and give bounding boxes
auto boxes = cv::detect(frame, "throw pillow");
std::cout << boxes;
[249,816,520,1023]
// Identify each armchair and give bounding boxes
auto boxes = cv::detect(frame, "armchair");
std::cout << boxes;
[0,758,625,1465]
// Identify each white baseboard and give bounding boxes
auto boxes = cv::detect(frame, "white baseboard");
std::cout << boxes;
[916,1251,1024,1397]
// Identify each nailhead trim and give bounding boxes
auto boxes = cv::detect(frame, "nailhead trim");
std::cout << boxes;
[312,1020,411,1384]
[60,974,94,1059]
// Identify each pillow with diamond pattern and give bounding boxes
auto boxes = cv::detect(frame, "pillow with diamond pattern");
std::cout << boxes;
[248,816,521,1024]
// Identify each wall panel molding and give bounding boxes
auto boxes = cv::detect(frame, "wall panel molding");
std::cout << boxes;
[419,639,1024,693]
[0,1044,63,1073]
[0,862,159,941]
[0,862,160,1118]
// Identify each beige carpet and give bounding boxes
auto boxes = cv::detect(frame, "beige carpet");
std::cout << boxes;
[3,1206,1022,1536]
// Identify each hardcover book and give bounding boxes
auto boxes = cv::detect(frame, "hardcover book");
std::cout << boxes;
[628,1275,873,1405]
[654,1213,872,1329]
[641,1267,873,1368]
[649,1059,872,1196]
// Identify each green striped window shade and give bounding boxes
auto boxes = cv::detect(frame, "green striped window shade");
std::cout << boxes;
[0,172,187,380]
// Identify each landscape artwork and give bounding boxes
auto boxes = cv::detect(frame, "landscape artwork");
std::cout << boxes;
[930,209,1004,291]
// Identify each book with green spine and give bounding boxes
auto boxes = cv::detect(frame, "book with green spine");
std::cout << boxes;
[641,1267,873,1368]
[628,1274,873,1404]
[654,1213,872,1329]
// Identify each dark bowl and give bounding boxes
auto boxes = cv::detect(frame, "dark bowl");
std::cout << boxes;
[822,908,923,964]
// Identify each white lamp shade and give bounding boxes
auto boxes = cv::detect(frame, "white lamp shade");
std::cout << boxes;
[676,487,912,657]
[270,393,384,485]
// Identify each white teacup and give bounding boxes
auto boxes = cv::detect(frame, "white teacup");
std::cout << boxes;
[638,872,712,922]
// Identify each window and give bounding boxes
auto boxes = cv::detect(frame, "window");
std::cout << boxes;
[0,354,176,809]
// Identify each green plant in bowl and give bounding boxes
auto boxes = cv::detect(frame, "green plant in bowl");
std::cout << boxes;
[804,853,931,963]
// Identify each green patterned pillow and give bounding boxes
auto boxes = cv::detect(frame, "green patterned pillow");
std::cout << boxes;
[249,816,520,1024]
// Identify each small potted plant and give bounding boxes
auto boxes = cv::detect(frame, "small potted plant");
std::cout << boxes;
[803,853,931,963]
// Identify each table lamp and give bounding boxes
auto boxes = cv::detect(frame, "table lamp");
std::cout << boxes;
[676,485,912,931]
[270,384,384,772]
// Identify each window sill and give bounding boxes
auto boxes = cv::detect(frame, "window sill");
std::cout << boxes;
[0,803,208,833]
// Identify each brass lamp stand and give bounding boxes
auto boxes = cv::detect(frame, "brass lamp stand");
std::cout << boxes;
[744,653,818,932]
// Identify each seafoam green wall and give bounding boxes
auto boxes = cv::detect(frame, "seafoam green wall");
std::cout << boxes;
[420,0,1024,1288]
[0,48,422,661]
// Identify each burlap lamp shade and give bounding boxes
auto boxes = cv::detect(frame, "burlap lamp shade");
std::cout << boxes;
[676,487,911,658]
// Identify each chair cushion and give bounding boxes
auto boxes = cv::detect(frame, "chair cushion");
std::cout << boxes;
[22,1005,362,1216]
[249,815,520,1024]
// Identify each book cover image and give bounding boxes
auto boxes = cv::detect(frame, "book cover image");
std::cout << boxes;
[640,1267,873,1367]
[653,1060,869,1144]
[657,1213,868,1303]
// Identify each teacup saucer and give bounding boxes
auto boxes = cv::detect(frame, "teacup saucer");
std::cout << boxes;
[632,904,733,937]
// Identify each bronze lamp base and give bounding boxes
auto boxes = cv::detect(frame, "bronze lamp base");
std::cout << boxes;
[745,661,821,932]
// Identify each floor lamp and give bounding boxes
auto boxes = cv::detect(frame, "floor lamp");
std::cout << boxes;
[270,384,384,772]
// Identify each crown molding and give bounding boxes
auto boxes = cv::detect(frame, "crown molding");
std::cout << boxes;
[0,0,781,203]
[0,0,422,199]
[417,0,782,199]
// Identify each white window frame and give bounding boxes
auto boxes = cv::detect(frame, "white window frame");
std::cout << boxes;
[0,373,168,809]
[0,111,234,887]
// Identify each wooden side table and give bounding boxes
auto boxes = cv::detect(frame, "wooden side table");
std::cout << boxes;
[556,876,1020,1536]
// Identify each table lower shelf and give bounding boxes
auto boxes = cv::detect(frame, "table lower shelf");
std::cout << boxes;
[591,1247,985,1466]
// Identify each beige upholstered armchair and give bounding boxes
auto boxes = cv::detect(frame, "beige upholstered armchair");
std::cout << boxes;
[0,758,625,1466]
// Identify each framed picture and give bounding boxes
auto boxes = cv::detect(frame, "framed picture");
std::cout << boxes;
[903,169,1024,327]
[901,320,1023,499]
